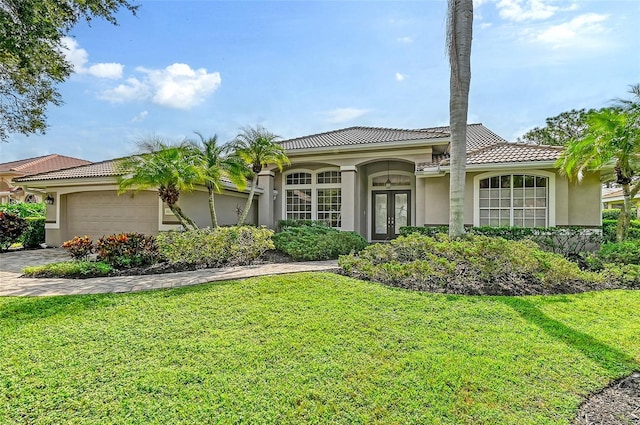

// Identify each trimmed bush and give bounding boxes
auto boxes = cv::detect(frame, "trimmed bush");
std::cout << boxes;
[157,226,275,267]
[602,219,640,242]
[0,202,46,218]
[273,224,368,260]
[22,217,46,248]
[0,211,28,251]
[61,236,95,260]
[96,233,161,269]
[22,261,113,278]
[400,225,602,259]
[338,233,608,295]
[602,208,638,221]
[277,219,328,231]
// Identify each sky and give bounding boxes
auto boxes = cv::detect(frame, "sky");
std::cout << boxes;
[1,0,639,163]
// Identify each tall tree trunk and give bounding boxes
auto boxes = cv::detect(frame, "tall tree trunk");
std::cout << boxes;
[447,0,473,238]
[207,187,218,228]
[237,174,258,226]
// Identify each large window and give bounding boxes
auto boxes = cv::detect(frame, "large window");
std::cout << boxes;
[478,174,548,227]
[285,169,342,227]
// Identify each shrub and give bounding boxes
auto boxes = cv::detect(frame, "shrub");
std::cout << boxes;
[273,225,368,260]
[22,261,112,278]
[96,232,161,269]
[157,226,275,267]
[277,219,329,231]
[399,225,602,259]
[600,263,640,288]
[602,219,640,242]
[338,233,604,295]
[596,240,640,265]
[0,211,28,251]
[61,235,95,260]
[22,217,46,248]
[602,208,638,221]
[0,202,45,218]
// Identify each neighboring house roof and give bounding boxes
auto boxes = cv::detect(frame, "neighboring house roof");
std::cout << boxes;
[0,154,91,176]
[279,123,506,152]
[602,188,640,202]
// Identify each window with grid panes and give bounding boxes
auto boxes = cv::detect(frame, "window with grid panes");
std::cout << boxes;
[284,170,342,227]
[478,174,548,227]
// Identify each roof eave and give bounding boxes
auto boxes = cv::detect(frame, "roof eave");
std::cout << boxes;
[283,136,450,155]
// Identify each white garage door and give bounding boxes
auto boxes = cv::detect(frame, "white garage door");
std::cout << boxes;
[66,191,159,239]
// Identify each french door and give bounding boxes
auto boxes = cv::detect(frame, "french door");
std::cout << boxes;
[371,190,410,240]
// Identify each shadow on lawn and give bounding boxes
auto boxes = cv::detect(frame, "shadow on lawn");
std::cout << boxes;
[0,295,116,323]
[499,297,638,373]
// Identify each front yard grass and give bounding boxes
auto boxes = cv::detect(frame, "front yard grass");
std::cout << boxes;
[1,272,638,424]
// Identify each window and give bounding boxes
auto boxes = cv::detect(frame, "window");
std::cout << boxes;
[478,174,548,227]
[284,169,342,227]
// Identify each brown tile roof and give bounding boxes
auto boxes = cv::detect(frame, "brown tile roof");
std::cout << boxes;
[461,143,563,165]
[278,123,507,151]
[0,154,91,175]
[15,159,119,182]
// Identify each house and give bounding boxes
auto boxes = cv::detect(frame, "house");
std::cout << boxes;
[15,124,602,246]
[0,154,91,204]
[602,187,640,217]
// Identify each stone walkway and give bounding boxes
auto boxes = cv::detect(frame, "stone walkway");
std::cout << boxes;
[0,249,339,297]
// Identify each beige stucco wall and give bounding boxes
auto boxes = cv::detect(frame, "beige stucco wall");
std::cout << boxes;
[567,172,601,226]
[179,190,257,228]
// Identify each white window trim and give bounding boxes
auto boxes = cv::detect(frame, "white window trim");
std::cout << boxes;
[473,170,556,227]
[282,168,343,228]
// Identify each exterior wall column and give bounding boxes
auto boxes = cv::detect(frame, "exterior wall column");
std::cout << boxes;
[257,170,276,229]
[415,177,426,227]
[340,166,358,231]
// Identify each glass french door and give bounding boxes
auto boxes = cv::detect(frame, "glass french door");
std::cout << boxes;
[372,190,410,240]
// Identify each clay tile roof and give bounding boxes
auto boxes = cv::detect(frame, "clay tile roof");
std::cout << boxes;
[0,154,91,175]
[14,159,118,182]
[431,143,563,169]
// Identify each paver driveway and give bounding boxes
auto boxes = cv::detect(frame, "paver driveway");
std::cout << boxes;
[0,249,338,297]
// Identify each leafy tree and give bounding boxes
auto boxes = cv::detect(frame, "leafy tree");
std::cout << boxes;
[518,109,594,146]
[231,126,290,226]
[0,0,137,142]
[557,86,640,241]
[117,138,202,231]
[190,132,248,228]
[446,0,473,238]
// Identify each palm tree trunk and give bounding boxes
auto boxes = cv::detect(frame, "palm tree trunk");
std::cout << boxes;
[617,183,633,241]
[447,0,473,238]
[208,188,218,228]
[169,204,198,231]
[237,174,258,226]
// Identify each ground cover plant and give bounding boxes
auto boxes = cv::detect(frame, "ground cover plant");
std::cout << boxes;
[273,222,368,260]
[0,273,638,424]
[339,233,638,295]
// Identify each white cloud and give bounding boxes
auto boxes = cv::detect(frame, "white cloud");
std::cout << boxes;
[395,72,405,82]
[60,37,123,79]
[323,108,369,124]
[131,111,148,123]
[495,0,559,22]
[397,36,413,43]
[99,63,222,109]
[535,13,609,48]
[480,22,493,29]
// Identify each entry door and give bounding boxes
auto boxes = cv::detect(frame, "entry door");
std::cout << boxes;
[372,190,410,240]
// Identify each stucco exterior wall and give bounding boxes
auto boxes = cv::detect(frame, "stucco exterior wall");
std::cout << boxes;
[567,172,601,226]
[180,190,257,228]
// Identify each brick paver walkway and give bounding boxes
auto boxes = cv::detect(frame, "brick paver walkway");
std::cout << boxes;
[0,249,338,297]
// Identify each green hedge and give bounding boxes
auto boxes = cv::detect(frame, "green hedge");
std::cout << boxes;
[23,217,45,248]
[157,226,274,267]
[602,219,640,242]
[602,208,638,221]
[399,225,602,258]
[273,224,368,260]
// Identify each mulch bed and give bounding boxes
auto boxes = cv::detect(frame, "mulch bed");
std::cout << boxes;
[573,372,640,425]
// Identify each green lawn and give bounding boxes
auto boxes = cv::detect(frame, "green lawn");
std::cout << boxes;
[1,273,638,424]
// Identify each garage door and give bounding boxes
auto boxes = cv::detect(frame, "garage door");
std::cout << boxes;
[66,191,159,239]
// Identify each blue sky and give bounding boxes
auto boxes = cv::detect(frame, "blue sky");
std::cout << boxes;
[2,0,639,162]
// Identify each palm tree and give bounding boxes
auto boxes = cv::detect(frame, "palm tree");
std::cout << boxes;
[446,0,473,238]
[556,100,639,241]
[190,132,249,228]
[231,125,290,225]
[117,137,203,230]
